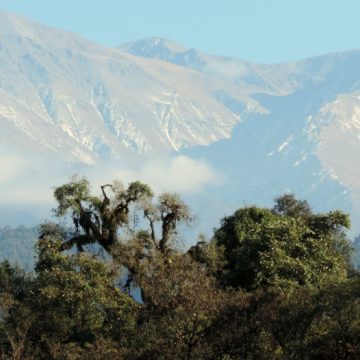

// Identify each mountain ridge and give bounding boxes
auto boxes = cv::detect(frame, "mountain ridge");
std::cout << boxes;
[0,11,359,234]
[0,12,250,162]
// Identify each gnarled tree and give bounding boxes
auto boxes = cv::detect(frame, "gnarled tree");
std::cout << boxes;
[53,175,154,253]
[51,175,192,261]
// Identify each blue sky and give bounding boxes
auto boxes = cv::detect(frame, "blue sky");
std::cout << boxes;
[0,0,359,63]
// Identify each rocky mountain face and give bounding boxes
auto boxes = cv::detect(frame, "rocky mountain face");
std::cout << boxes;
[0,12,254,164]
[122,38,360,233]
[0,12,359,234]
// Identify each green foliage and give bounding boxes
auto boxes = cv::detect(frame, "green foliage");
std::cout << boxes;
[35,225,137,343]
[265,277,360,360]
[1,183,359,360]
[305,277,360,359]
[213,195,351,290]
[0,260,30,301]
[54,175,91,217]
[0,225,137,359]
[129,254,226,359]
[49,176,194,297]
[272,193,311,218]
[126,180,154,202]
[51,176,191,258]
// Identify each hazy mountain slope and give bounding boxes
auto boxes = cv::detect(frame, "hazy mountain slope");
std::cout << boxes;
[314,92,360,218]
[182,87,360,234]
[120,38,360,95]
[0,12,255,163]
[120,37,360,232]
[0,12,360,235]
[120,38,360,96]
[118,37,302,95]
[182,93,354,233]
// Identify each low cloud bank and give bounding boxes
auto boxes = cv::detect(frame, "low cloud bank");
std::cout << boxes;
[0,154,25,184]
[91,155,219,194]
[0,150,220,207]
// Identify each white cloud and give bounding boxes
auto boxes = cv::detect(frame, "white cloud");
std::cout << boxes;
[0,148,70,205]
[88,155,219,195]
[0,150,220,210]
[140,156,218,193]
[0,155,25,184]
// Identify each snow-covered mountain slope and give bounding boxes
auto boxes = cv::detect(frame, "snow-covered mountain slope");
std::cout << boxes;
[120,37,360,231]
[118,37,300,95]
[182,91,355,234]
[120,37,359,95]
[0,12,257,163]
[313,92,360,220]
[120,38,360,96]
[1,13,360,233]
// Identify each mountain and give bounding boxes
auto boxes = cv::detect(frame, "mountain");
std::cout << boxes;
[0,12,256,164]
[118,37,344,94]
[0,13,359,235]
[122,38,360,233]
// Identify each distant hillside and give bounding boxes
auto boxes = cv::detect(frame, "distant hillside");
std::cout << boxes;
[0,226,38,270]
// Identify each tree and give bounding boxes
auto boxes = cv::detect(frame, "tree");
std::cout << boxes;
[267,277,360,360]
[272,193,311,218]
[52,176,192,258]
[53,175,153,252]
[4,179,360,359]
[0,261,33,360]
[211,194,351,290]
[129,253,230,360]
[0,223,137,359]
[304,277,360,359]
[50,176,193,299]
[35,223,137,344]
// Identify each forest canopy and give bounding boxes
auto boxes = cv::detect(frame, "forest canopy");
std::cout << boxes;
[0,176,359,360]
